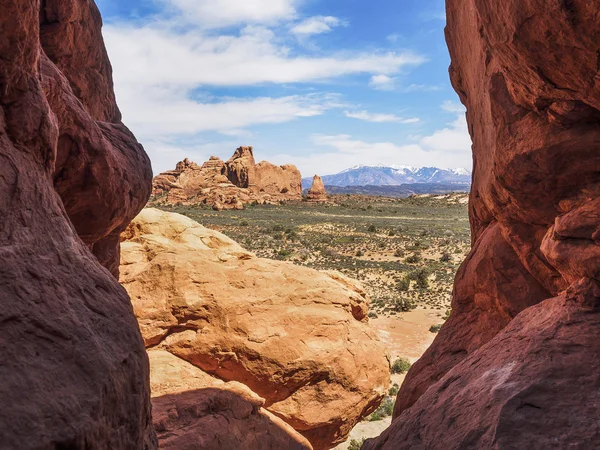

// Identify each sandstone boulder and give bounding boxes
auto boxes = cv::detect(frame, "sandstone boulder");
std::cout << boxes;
[368,0,600,448]
[1,0,154,447]
[120,208,390,450]
[306,175,328,203]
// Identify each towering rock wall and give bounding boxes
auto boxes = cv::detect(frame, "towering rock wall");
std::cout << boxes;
[0,0,155,447]
[365,1,600,448]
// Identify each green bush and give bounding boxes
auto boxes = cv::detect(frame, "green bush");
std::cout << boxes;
[368,311,378,319]
[391,358,412,375]
[409,268,429,289]
[368,225,377,233]
[369,397,395,421]
[429,324,443,333]
[356,250,364,257]
[389,384,400,396]
[348,438,366,450]
[396,277,410,292]
[440,252,451,262]
[394,249,404,258]
[240,220,249,227]
[277,249,292,259]
[405,253,421,264]
[388,230,396,237]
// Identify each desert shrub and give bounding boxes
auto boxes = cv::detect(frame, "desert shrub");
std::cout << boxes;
[272,225,285,232]
[392,297,416,312]
[394,249,404,258]
[408,268,429,289]
[443,309,451,321]
[391,358,412,374]
[369,397,395,421]
[368,225,377,233]
[368,311,378,319]
[440,252,451,262]
[389,383,400,396]
[356,250,364,257]
[405,253,421,264]
[240,220,249,227]
[429,324,443,333]
[396,277,410,292]
[348,438,366,450]
[277,249,292,259]
[388,230,396,237]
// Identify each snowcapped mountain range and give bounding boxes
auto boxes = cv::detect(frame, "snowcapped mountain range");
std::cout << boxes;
[302,165,472,188]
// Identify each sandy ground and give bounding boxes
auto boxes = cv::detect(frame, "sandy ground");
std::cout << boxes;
[332,308,443,449]
[333,418,393,450]
[372,308,443,361]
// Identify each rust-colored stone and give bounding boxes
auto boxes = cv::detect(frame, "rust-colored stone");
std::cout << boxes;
[366,1,600,448]
[0,0,154,447]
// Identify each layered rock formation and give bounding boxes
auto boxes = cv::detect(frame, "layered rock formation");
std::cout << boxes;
[1,0,154,448]
[152,146,302,209]
[120,209,390,450]
[306,175,328,203]
[366,1,600,448]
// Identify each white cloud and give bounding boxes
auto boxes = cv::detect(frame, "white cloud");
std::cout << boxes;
[104,24,424,88]
[441,100,466,113]
[165,0,299,28]
[118,86,344,139]
[368,74,398,91]
[344,110,419,124]
[290,16,344,35]
[405,84,443,92]
[420,115,471,152]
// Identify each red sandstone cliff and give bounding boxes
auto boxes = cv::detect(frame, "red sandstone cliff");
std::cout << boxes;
[152,146,303,209]
[365,1,600,448]
[0,0,154,447]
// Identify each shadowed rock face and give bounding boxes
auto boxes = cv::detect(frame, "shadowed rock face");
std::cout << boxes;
[0,0,154,448]
[364,1,600,448]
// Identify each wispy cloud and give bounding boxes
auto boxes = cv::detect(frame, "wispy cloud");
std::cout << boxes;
[290,16,345,35]
[163,0,299,28]
[344,110,419,124]
[368,74,398,91]
[441,100,465,113]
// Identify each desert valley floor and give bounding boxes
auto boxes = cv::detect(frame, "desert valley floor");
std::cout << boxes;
[158,193,471,447]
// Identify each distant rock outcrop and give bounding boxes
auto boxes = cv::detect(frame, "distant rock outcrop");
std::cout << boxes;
[120,208,390,450]
[1,0,154,447]
[365,1,600,449]
[152,146,302,209]
[306,175,328,203]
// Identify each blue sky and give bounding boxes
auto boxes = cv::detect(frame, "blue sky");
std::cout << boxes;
[96,0,472,176]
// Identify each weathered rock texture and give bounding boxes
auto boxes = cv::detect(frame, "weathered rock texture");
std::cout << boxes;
[120,209,390,450]
[150,350,313,450]
[152,146,302,209]
[306,175,328,203]
[366,1,600,448]
[1,0,154,448]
